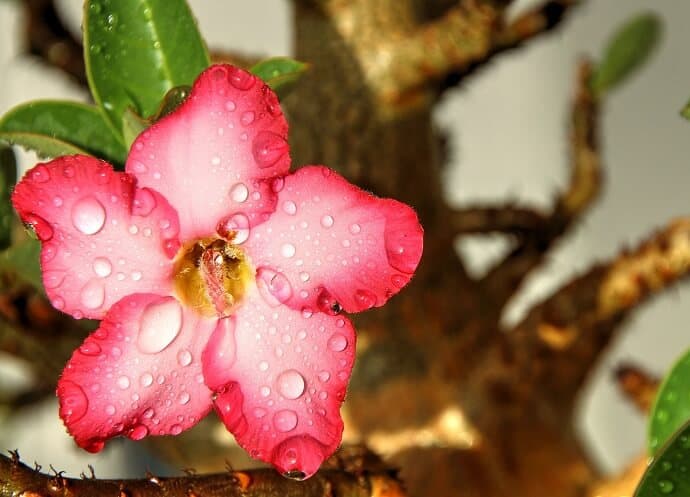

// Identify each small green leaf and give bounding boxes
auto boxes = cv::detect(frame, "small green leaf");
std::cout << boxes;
[0,101,127,166]
[122,107,149,149]
[122,86,191,148]
[0,132,89,158]
[649,349,690,454]
[0,238,42,290]
[84,0,210,134]
[680,100,690,121]
[635,420,690,497]
[250,57,309,98]
[591,13,662,96]
[0,145,17,250]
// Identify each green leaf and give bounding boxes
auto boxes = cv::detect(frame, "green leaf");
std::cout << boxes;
[250,57,309,99]
[649,349,690,454]
[84,0,210,134]
[680,100,690,121]
[0,132,89,158]
[122,107,149,149]
[0,101,127,166]
[0,145,16,250]
[591,13,662,96]
[0,238,42,290]
[121,86,191,148]
[635,420,690,497]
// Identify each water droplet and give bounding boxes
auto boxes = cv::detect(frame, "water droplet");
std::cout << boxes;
[79,341,101,356]
[131,271,142,281]
[272,177,285,193]
[272,436,324,479]
[301,308,313,319]
[131,160,147,173]
[354,289,376,309]
[59,380,88,423]
[216,213,250,244]
[391,274,407,288]
[257,267,293,306]
[349,223,361,234]
[241,111,255,125]
[117,376,130,390]
[282,200,297,215]
[259,360,269,372]
[52,296,65,310]
[229,67,256,90]
[385,224,422,274]
[140,373,153,387]
[137,299,183,354]
[225,100,236,111]
[273,409,298,432]
[62,165,75,178]
[277,369,306,399]
[178,391,191,405]
[254,407,267,418]
[320,215,334,228]
[171,424,183,435]
[43,271,64,289]
[317,371,330,382]
[281,243,296,258]
[260,385,271,397]
[129,424,148,440]
[328,333,348,352]
[252,131,288,168]
[29,164,50,183]
[53,196,63,207]
[132,188,156,216]
[211,156,221,166]
[25,213,53,241]
[80,279,105,309]
[93,257,112,278]
[658,479,675,494]
[72,196,106,235]
[202,318,236,389]
[230,183,249,203]
[177,349,192,367]
[105,404,116,416]
[316,288,342,315]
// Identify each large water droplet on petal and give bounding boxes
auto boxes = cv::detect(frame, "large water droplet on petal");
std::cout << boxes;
[25,213,53,241]
[43,271,64,289]
[281,243,296,258]
[202,317,237,389]
[257,267,293,306]
[273,409,298,432]
[277,369,306,399]
[272,435,325,479]
[316,288,342,315]
[213,383,248,435]
[72,196,106,235]
[132,188,156,216]
[384,222,423,274]
[328,333,348,352]
[177,349,192,367]
[282,200,297,215]
[59,380,88,423]
[320,215,334,228]
[117,375,130,389]
[29,164,50,183]
[140,373,154,387]
[79,341,101,356]
[80,279,105,309]
[354,289,376,310]
[230,183,249,203]
[129,424,149,440]
[240,111,255,125]
[252,131,288,168]
[137,299,183,354]
[93,257,112,278]
[229,67,256,90]
[216,213,250,244]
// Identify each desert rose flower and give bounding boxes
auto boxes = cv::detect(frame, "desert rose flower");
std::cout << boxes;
[11,64,423,478]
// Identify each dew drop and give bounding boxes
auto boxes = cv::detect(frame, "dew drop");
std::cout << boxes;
[71,196,106,235]
[316,288,342,315]
[349,223,361,234]
[59,380,88,423]
[252,131,288,168]
[117,376,130,390]
[225,100,236,111]
[317,371,330,382]
[229,67,256,90]
[178,392,191,405]
[93,257,112,277]
[273,409,298,432]
[281,243,296,258]
[257,267,293,306]
[354,289,376,309]
[240,111,255,125]
[53,196,63,207]
[277,369,306,399]
[391,274,407,288]
[80,279,105,309]
[29,164,50,183]
[272,177,285,193]
[129,424,148,440]
[258,360,269,372]
[320,215,334,228]
[328,333,348,352]
[659,479,675,494]
[177,349,192,367]
[211,156,221,166]
[140,373,154,387]
[43,271,64,289]
[79,341,101,356]
[260,386,271,397]
[132,188,157,216]
[282,200,297,215]
[216,213,250,244]
[105,404,116,415]
[254,407,267,418]
[137,299,183,354]
[272,436,325,479]
[230,183,249,203]
[170,424,183,435]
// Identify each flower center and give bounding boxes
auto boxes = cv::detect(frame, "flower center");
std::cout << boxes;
[173,236,253,317]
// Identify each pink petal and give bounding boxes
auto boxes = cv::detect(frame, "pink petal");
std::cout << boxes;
[202,289,355,478]
[57,293,215,452]
[126,64,290,240]
[245,166,423,314]
[11,156,180,319]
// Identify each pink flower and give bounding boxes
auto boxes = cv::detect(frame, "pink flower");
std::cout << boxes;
[11,64,423,478]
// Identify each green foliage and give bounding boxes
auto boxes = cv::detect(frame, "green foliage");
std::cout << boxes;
[649,350,690,454]
[83,0,210,134]
[591,12,662,97]
[0,132,88,159]
[0,146,16,250]
[0,101,127,166]
[635,420,690,497]
[250,57,310,99]
[0,238,42,290]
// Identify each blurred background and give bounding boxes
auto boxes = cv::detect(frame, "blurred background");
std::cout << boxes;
[0,0,689,478]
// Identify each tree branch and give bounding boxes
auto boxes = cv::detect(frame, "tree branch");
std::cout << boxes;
[614,363,659,414]
[450,205,548,235]
[0,452,405,497]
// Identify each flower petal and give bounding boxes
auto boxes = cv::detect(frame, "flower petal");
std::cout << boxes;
[57,293,215,452]
[11,156,181,319]
[202,289,355,478]
[245,166,423,314]
[126,64,290,240]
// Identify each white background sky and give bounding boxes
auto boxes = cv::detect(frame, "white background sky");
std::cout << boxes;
[0,0,689,478]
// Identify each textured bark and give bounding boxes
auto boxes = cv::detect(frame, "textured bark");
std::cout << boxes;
[6,1,686,497]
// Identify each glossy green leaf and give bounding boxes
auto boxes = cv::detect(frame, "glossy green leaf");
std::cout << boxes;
[591,13,662,96]
[122,107,149,149]
[0,145,16,250]
[0,238,42,290]
[0,101,127,166]
[635,420,690,497]
[122,85,191,148]
[649,349,690,454]
[84,0,210,133]
[250,57,309,98]
[0,132,88,159]
[680,100,690,121]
